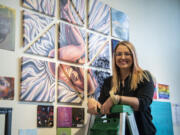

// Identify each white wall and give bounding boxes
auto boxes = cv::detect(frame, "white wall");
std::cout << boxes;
[101,0,180,134]
[0,0,180,134]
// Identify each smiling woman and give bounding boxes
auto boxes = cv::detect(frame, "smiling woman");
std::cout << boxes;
[88,41,156,135]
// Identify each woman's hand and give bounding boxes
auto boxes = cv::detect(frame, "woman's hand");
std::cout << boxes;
[88,98,101,115]
[101,97,114,114]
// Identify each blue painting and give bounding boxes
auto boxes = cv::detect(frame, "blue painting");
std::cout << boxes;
[20,57,55,102]
[88,0,110,35]
[88,33,110,69]
[88,69,110,100]
[60,0,85,26]
[111,8,129,41]
[23,11,55,58]
[22,0,56,16]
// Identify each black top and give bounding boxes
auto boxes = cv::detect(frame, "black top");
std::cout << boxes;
[98,71,156,135]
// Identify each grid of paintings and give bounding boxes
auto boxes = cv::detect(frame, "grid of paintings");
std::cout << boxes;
[20,0,130,103]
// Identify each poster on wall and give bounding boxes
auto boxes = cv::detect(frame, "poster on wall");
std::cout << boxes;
[0,5,16,51]
[111,8,129,41]
[57,107,84,128]
[57,64,84,103]
[0,76,14,100]
[88,33,110,69]
[88,0,110,35]
[19,129,37,135]
[58,23,86,64]
[172,103,180,126]
[37,105,53,127]
[22,0,56,16]
[22,11,55,58]
[151,101,174,135]
[20,57,55,102]
[158,83,170,99]
[60,0,85,26]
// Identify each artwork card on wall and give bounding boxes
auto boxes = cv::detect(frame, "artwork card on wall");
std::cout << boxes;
[57,107,84,128]
[58,23,86,64]
[19,129,37,135]
[37,105,53,127]
[87,69,110,100]
[22,0,56,16]
[57,107,72,128]
[22,11,55,58]
[72,107,84,127]
[20,57,55,102]
[111,8,129,41]
[151,101,174,135]
[88,0,110,35]
[0,76,14,100]
[158,83,170,99]
[57,128,71,135]
[60,0,85,26]
[57,64,84,103]
[88,33,110,69]
[0,5,16,51]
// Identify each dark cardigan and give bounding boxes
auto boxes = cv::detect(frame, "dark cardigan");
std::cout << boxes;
[98,71,156,135]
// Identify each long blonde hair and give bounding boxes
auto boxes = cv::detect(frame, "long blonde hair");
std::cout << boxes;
[110,41,149,94]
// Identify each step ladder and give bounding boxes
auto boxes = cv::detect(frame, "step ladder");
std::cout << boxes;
[88,105,139,135]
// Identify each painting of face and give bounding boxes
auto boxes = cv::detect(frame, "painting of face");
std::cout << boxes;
[115,45,133,71]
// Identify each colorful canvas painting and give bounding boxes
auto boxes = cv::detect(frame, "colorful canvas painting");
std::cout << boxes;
[0,5,15,51]
[88,69,110,99]
[151,101,174,135]
[19,129,37,135]
[72,108,84,127]
[22,0,56,16]
[37,105,53,127]
[88,0,110,35]
[20,57,55,102]
[158,83,170,99]
[22,11,55,58]
[60,0,85,26]
[58,23,86,64]
[57,64,84,103]
[57,128,71,135]
[0,76,14,100]
[88,33,110,69]
[111,8,129,41]
[57,107,72,128]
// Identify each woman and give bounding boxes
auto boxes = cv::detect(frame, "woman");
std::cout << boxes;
[88,41,156,135]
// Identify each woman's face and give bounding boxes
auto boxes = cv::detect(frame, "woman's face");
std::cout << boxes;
[115,45,133,71]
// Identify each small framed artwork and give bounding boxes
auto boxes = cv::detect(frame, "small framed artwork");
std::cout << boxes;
[0,108,12,135]
[0,76,14,100]
[37,105,54,127]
